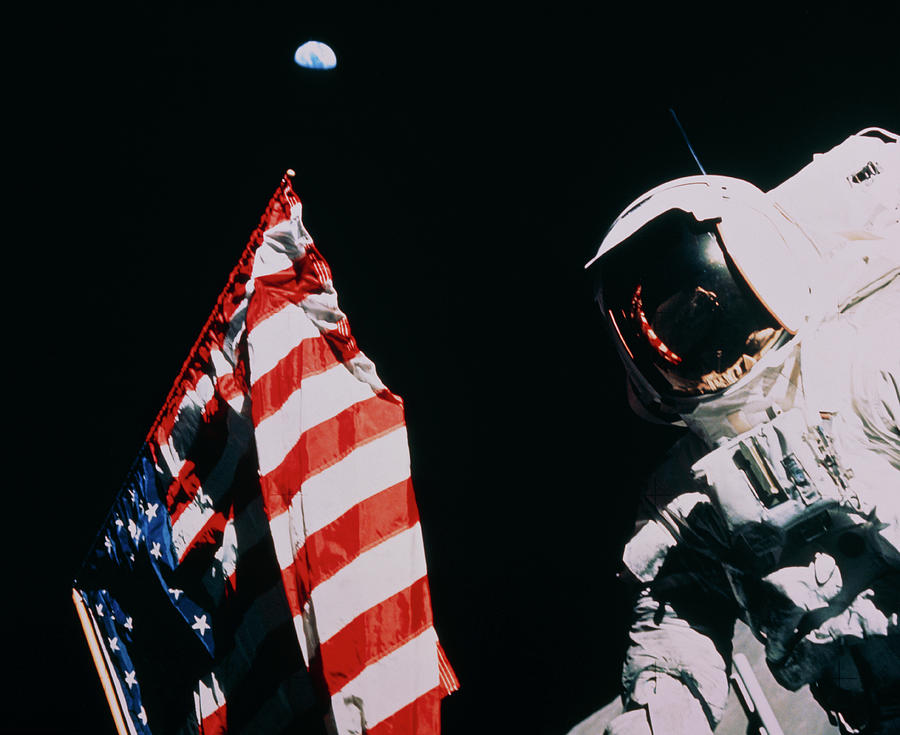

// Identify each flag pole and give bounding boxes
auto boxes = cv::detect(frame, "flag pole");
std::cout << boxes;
[71,589,135,735]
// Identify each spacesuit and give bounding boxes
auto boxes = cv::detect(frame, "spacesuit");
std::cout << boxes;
[585,128,900,735]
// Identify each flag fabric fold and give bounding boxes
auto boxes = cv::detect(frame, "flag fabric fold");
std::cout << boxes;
[74,174,458,735]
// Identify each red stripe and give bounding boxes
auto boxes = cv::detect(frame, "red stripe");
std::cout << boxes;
[177,507,229,563]
[322,322,359,364]
[280,478,419,609]
[163,397,231,524]
[305,478,419,590]
[314,577,434,693]
[216,368,247,405]
[151,334,247,463]
[152,379,231,519]
[175,451,261,568]
[250,334,343,423]
[365,686,442,735]
[266,243,361,364]
[165,460,207,525]
[153,339,228,447]
[258,394,406,516]
[142,174,295,449]
[198,702,227,735]
[632,285,683,365]
[247,247,341,329]
[277,565,305,625]
[158,381,252,530]
[218,182,452,734]
[247,269,305,325]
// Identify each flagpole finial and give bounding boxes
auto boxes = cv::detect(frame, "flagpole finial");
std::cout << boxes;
[286,169,296,178]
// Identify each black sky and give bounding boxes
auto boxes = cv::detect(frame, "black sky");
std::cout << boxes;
[8,3,900,734]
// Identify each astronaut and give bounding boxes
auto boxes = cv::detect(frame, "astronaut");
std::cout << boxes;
[585,128,900,735]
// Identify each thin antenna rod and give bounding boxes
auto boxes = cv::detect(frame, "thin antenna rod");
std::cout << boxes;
[669,108,707,175]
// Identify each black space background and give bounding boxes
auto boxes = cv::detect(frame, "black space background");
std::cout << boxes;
[7,3,899,734]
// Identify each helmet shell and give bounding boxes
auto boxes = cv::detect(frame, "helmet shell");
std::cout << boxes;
[587,176,818,334]
[587,176,820,415]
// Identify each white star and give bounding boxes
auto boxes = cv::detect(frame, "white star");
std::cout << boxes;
[95,604,104,617]
[108,636,119,652]
[168,588,183,600]
[138,706,148,725]
[125,670,137,688]
[150,542,162,560]
[129,489,136,503]
[104,536,113,553]
[115,519,124,528]
[128,519,141,543]
[124,616,133,631]
[192,614,210,636]
[145,503,159,520]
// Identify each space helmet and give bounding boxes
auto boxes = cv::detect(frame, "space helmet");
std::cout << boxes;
[586,175,818,420]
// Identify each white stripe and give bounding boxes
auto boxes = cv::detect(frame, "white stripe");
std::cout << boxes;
[209,347,234,377]
[156,437,186,481]
[310,523,427,643]
[438,647,457,692]
[297,289,346,334]
[330,627,439,734]
[170,412,253,560]
[293,605,316,669]
[194,672,226,720]
[253,230,299,279]
[298,427,410,537]
[223,300,249,363]
[269,427,411,572]
[170,493,214,561]
[217,517,238,581]
[253,215,312,280]
[191,373,216,407]
[209,348,248,413]
[247,303,320,384]
[254,362,377,476]
[269,509,302,572]
[201,517,237,604]
[155,373,218,479]
[200,494,270,602]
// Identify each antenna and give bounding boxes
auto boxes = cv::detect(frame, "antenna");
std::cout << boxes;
[669,108,707,175]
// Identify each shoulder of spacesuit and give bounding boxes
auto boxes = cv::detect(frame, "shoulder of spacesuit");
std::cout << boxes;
[623,489,734,583]
[773,128,899,196]
[767,128,900,255]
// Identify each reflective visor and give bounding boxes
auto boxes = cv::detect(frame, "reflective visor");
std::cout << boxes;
[591,209,784,398]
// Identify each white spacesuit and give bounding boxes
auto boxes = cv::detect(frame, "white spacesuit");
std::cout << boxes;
[585,128,900,735]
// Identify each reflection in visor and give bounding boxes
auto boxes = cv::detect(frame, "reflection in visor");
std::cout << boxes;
[593,209,785,400]
[631,285,682,366]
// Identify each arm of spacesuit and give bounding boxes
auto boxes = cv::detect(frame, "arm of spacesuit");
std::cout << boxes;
[603,591,731,735]
[604,493,737,735]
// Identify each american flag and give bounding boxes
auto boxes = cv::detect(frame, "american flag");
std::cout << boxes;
[73,173,458,735]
